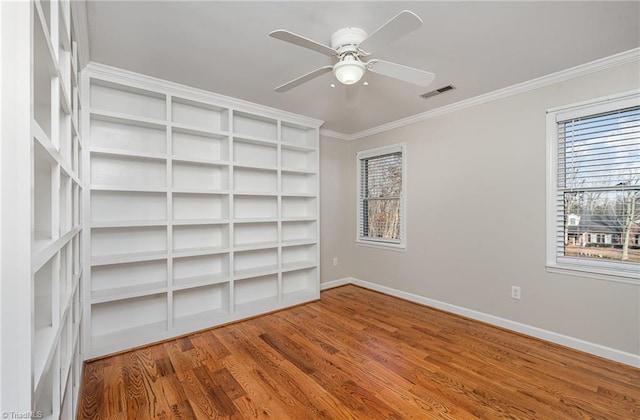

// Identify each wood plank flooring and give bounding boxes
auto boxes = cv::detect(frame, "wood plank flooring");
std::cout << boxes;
[79,285,640,419]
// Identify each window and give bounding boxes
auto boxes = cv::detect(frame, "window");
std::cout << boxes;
[357,144,406,249]
[546,91,640,281]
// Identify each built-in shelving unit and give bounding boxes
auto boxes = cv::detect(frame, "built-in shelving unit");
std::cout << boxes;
[27,0,85,417]
[82,65,322,358]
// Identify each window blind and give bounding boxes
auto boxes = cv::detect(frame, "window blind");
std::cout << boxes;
[558,106,640,189]
[359,151,403,243]
[555,105,640,271]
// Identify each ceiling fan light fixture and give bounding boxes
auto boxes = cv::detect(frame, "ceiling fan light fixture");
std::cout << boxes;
[333,55,365,85]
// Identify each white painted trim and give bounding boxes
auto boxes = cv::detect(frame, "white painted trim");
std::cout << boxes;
[70,0,90,69]
[323,278,640,368]
[548,88,640,120]
[84,62,324,129]
[320,129,353,141]
[545,90,640,284]
[355,143,407,249]
[320,278,353,290]
[0,0,33,411]
[326,48,640,141]
[354,241,407,252]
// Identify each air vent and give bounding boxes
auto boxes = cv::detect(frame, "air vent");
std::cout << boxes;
[420,84,456,100]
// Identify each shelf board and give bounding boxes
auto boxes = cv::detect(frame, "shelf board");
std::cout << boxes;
[281,238,317,247]
[171,188,230,195]
[60,290,74,318]
[233,265,279,281]
[281,260,317,272]
[91,220,168,228]
[33,0,58,75]
[172,218,230,226]
[91,250,168,266]
[60,360,73,406]
[171,156,229,166]
[90,109,167,130]
[171,122,230,138]
[91,282,167,304]
[73,271,82,290]
[32,227,80,273]
[59,158,81,185]
[232,134,277,146]
[33,326,56,393]
[72,323,81,352]
[90,146,168,161]
[32,120,58,163]
[281,167,317,174]
[281,217,317,222]
[280,142,317,152]
[233,217,278,224]
[281,192,316,198]
[173,274,230,291]
[33,235,54,255]
[172,247,230,258]
[233,241,279,252]
[91,184,168,193]
[59,78,73,115]
[232,191,278,197]
[233,162,278,171]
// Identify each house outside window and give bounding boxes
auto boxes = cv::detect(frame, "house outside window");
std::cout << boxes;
[357,143,406,249]
[546,91,640,281]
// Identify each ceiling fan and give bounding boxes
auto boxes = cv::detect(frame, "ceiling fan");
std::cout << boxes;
[269,10,435,93]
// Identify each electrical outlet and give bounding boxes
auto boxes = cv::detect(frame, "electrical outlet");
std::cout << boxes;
[511,286,521,300]
[333,257,339,266]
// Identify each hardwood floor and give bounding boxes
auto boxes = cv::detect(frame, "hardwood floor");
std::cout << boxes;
[79,285,640,419]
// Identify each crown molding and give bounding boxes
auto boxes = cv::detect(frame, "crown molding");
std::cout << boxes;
[319,129,353,141]
[84,62,325,128]
[328,48,640,141]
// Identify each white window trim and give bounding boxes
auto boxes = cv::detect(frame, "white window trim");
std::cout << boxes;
[356,143,407,250]
[545,89,640,283]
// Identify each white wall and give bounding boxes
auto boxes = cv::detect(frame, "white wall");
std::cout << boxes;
[320,59,640,361]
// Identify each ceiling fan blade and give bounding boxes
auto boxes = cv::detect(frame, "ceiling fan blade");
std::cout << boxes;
[359,10,422,54]
[345,84,362,108]
[269,30,336,57]
[367,59,435,87]
[274,65,333,93]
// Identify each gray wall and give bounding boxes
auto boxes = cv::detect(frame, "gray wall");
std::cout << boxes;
[319,136,354,281]
[320,60,640,356]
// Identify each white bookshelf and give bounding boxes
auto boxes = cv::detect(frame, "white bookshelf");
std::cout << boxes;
[82,65,322,358]
[5,0,87,417]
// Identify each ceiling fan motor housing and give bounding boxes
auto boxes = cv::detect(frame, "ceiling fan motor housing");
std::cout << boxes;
[331,27,367,55]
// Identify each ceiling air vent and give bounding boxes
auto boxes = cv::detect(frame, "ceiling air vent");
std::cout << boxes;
[420,84,456,100]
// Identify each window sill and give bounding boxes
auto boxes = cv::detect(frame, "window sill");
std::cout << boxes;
[355,240,407,253]
[546,264,639,285]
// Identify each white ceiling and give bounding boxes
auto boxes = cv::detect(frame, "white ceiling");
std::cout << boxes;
[86,1,640,135]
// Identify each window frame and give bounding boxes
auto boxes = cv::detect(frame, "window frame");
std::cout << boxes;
[356,143,407,250]
[546,90,640,283]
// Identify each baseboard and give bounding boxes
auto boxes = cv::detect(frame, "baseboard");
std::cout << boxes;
[320,278,354,290]
[323,277,640,368]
